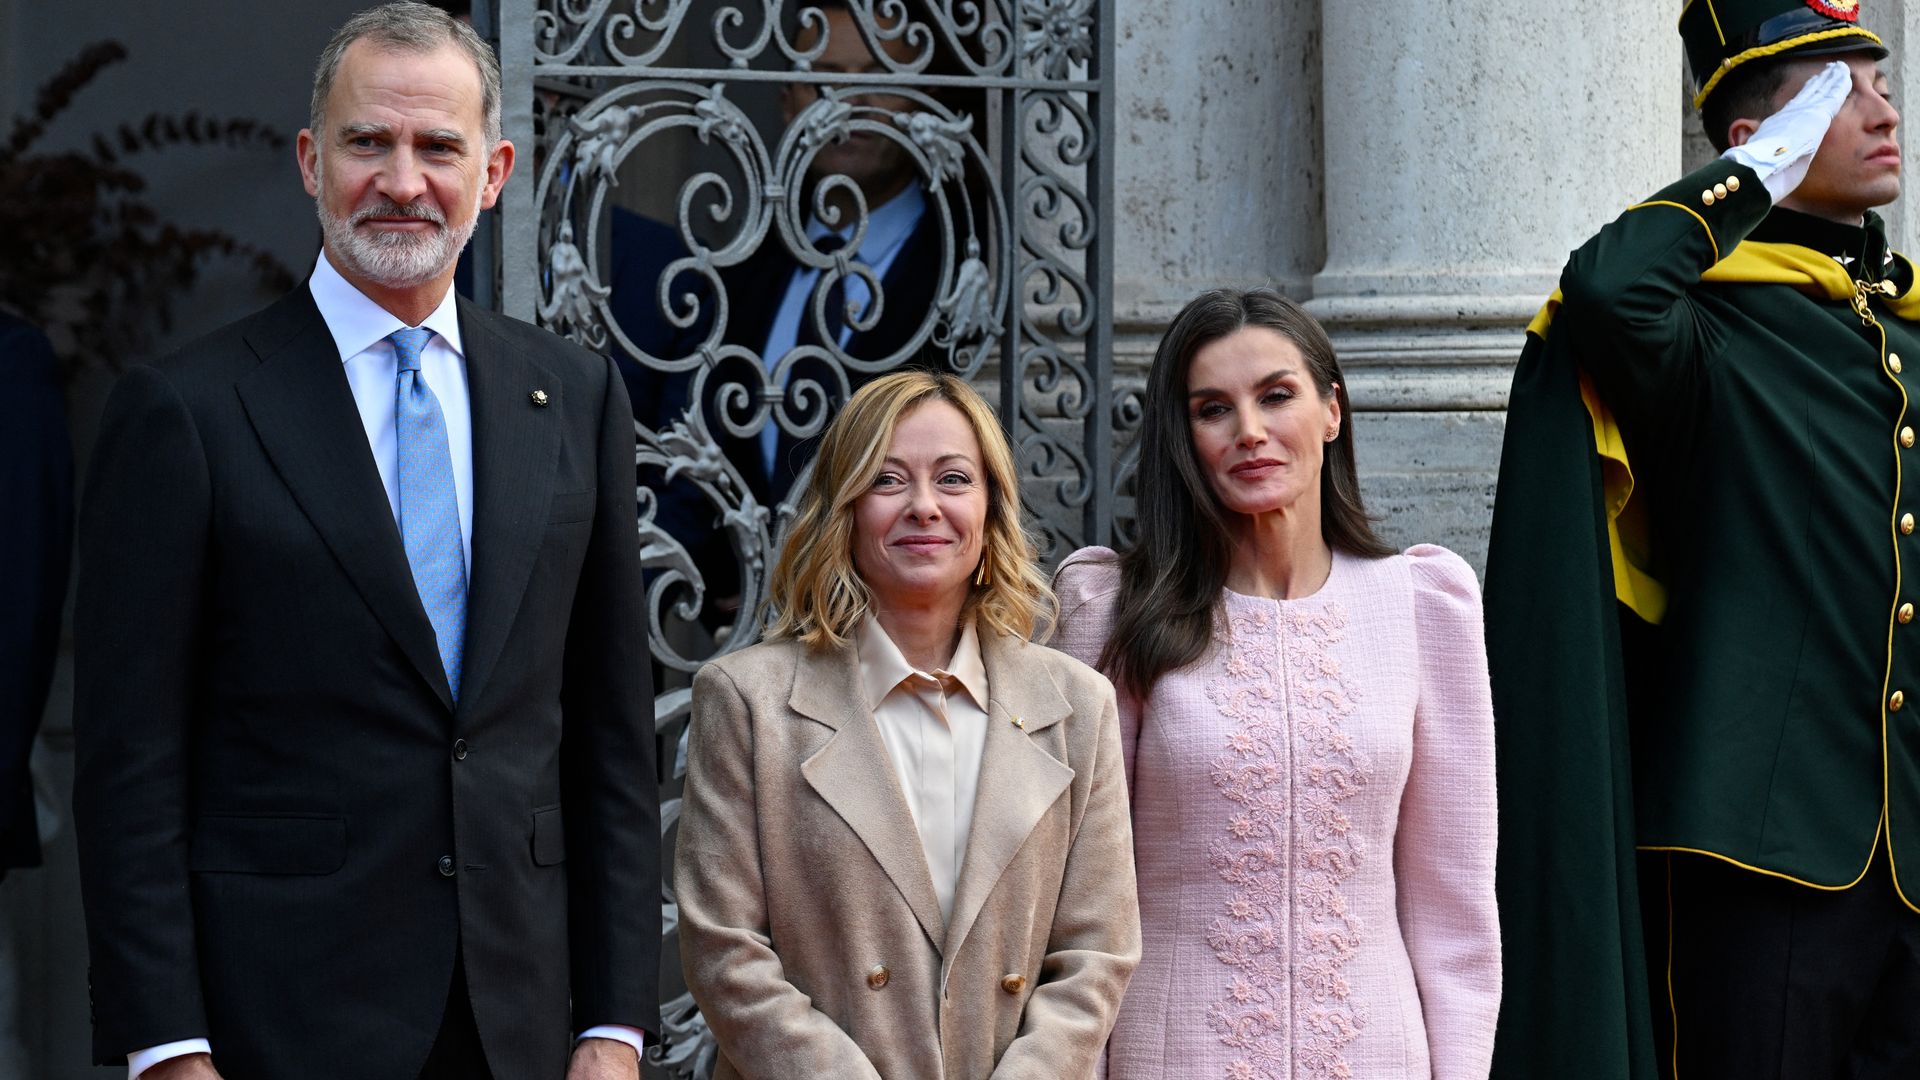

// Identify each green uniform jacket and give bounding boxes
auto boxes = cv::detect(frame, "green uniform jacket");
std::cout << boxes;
[1487,158,1920,1079]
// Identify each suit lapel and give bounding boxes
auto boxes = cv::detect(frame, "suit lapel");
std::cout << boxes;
[793,643,947,953]
[454,299,562,715]
[942,632,1075,967]
[234,289,453,710]
[845,209,943,361]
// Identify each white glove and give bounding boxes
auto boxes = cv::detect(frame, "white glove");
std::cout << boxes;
[1721,60,1852,204]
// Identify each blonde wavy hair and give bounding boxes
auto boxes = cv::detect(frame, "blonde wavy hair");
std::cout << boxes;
[762,370,1056,649]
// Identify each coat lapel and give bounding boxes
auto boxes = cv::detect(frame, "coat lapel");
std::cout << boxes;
[453,299,562,715]
[234,289,453,710]
[942,632,1075,967]
[793,643,948,952]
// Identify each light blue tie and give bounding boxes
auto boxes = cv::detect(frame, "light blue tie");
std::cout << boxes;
[390,327,467,702]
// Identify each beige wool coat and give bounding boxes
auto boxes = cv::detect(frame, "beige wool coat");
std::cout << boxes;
[676,628,1141,1080]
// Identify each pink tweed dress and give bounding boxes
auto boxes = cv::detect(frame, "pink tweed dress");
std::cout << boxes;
[1053,545,1501,1080]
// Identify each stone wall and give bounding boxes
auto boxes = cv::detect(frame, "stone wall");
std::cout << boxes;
[1111,1,1681,571]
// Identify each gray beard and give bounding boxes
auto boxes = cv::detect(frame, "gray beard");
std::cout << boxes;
[314,183,479,291]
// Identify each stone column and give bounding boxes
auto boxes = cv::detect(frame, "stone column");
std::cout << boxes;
[1868,4,1920,253]
[1309,0,1678,566]
[1111,0,1323,330]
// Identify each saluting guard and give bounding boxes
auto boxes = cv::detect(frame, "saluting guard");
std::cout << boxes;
[1487,2,1920,1077]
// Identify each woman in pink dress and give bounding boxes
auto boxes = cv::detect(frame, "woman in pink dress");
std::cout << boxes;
[1054,287,1500,1080]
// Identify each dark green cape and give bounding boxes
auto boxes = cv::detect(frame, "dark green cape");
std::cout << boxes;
[1484,324,1659,1080]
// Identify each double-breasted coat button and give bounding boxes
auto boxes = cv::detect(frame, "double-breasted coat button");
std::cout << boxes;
[1903,427,1915,449]
[1904,513,1915,536]
[867,966,890,990]
[438,854,456,877]
[1000,974,1027,995]
[1893,690,1906,712]
[453,739,469,761]
[1900,602,1914,624]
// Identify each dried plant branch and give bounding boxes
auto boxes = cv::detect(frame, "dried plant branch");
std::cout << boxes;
[0,40,294,374]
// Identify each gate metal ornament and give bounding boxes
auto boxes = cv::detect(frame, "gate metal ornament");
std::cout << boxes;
[495,3,1115,1076]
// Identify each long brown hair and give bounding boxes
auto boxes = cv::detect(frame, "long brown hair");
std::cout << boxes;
[1100,287,1393,698]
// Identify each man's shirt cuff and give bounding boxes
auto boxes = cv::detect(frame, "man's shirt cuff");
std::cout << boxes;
[129,1039,212,1079]
[578,1024,646,1057]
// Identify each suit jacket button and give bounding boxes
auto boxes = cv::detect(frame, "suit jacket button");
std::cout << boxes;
[438,854,456,877]
[867,966,890,990]
[453,739,468,761]
[1000,973,1027,995]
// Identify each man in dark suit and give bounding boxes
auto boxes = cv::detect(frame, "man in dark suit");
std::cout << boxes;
[649,0,961,615]
[0,312,72,877]
[713,0,945,507]
[72,5,659,1079]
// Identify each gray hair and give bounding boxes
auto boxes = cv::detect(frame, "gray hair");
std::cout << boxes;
[310,2,502,145]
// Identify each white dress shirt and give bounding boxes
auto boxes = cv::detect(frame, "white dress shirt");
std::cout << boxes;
[312,250,475,568]
[127,254,641,1076]
[757,183,928,474]
[856,614,990,925]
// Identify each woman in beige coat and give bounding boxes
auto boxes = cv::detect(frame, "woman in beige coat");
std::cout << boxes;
[676,371,1140,1079]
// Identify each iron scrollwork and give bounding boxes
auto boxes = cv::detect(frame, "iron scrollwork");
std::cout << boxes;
[509,2,1111,1075]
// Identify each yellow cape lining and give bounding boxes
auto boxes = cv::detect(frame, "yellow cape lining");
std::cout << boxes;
[1529,237,1920,624]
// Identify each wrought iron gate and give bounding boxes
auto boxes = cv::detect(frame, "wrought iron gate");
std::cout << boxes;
[489,3,1115,1074]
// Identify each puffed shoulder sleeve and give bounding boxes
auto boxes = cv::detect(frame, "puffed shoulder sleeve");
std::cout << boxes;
[1049,548,1139,792]
[1050,546,1121,669]
[1396,544,1502,1080]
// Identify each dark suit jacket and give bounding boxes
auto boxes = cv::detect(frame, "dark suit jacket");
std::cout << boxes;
[710,206,944,506]
[645,208,948,604]
[72,286,661,1079]
[607,206,710,411]
[0,313,72,871]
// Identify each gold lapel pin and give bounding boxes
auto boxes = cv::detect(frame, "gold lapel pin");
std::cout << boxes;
[1011,716,1026,731]
[530,389,550,407]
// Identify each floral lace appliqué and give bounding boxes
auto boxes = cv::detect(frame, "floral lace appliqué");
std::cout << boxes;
[1203,602,1371,1080]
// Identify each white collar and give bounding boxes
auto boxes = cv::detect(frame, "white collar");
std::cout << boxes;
[856,613,988,714]
[806,183,926,265]
[307,250,466,363]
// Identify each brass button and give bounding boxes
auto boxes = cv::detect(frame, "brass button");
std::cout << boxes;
[1904,513,1915,535]
[1726,174,1742,192]
[1713,183,1729,199]
[1000,973,1027,995]
[1895,354,1906,374]
[867,966,890,990]
[1893,690,1906,712]
[1900,602,1914,624]
[1702,188,1716,206]
[1903,427,1915,448]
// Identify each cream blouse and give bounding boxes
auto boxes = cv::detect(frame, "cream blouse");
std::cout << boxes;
[855,615,990,925]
